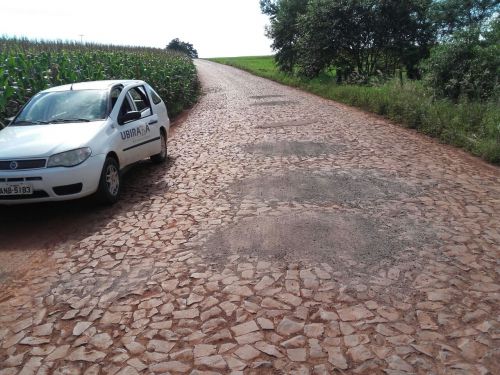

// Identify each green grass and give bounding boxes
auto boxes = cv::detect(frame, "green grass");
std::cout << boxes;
[210,56,500,164]
[214,56,277,77]
[0,37,200,125]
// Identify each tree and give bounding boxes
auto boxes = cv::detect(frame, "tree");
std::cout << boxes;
[261,0,499,84]
[377,0,436,79]
[431,0,500,39]
[294,0,435,79]
[260,0,309,73]
[166,38,198,59]
[423,17,500,100]
[422,0,500,100]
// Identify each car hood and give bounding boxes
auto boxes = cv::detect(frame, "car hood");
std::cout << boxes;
[0,121,107,159]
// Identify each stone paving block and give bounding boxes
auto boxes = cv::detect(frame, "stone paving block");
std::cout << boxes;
[0,59,498,375]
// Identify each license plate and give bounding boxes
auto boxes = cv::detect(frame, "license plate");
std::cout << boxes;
[0,183,33,196]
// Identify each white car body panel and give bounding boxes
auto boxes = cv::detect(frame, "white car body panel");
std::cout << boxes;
[0,121,107,158]
[0,80,170,204]
[2,154,106,201]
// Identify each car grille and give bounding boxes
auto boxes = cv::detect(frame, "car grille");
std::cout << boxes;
[0,159,46,170]
[0,177,42,183]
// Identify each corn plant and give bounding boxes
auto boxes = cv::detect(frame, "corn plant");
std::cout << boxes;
[0,37,199,125]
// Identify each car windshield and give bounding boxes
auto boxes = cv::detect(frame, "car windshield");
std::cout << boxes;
[13,89,107,125]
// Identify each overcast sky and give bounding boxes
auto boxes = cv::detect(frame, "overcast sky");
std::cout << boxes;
[0,0,273,57]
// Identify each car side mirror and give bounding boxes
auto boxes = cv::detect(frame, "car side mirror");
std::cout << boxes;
[118,111,141,125]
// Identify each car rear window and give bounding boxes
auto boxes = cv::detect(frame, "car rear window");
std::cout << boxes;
[150,89,162,105]
[128,87,152,113]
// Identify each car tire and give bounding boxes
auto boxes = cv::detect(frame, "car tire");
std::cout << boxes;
[150,131,167,164]
[96,157,121,205]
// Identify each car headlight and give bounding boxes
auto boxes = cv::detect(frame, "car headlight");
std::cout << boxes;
[47,147,92,167]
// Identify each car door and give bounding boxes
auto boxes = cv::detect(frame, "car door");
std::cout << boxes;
[115,86,157,165]
[147,84,170,135]
[128,86,161,159]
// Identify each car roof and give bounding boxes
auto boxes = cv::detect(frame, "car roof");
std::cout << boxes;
[42,80,145,93]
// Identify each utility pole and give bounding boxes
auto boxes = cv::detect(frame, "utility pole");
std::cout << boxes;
[79,34,84,44]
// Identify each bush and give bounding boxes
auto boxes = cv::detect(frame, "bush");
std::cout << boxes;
[423,23,500,101]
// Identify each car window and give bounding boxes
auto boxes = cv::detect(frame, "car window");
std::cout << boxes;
[129,86,151,112]
[118,94,133,121]
[110,86,123,112]
[13,90,107,124]
[150,89,162,105]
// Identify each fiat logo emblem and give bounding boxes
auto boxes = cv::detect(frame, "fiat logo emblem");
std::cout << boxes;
[9,161,18,170]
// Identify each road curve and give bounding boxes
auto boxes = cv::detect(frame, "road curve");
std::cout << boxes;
[0,59,499,374]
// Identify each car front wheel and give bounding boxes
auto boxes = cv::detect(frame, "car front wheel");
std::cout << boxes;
[150,131,167,163]
[96,157,121,205]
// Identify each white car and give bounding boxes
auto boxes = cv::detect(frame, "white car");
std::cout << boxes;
[0,80,170,205]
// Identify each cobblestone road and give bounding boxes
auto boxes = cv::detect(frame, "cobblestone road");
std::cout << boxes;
[0,60,499,375]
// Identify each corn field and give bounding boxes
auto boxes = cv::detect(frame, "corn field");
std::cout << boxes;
[0,37,199,126]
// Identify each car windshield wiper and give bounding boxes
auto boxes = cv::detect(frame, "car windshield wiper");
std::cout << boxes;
[12,120,50,125]
[50,118,92,123]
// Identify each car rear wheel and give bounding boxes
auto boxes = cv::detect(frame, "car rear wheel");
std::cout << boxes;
[151,131,167,163]
[96,157,121,205]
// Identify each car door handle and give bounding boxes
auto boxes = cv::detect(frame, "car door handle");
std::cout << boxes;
[148,120,158,125]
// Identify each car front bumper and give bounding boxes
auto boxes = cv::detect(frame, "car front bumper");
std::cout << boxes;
[0,154,105,205]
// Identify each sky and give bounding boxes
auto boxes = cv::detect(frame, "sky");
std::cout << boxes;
[0,0,273,58]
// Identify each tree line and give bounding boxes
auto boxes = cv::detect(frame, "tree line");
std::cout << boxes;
[166,38,198,59]
[260,0,499,101]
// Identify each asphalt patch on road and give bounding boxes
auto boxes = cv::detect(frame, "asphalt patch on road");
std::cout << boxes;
[202,211,426,267]
[251,100,298,106]
[204,86,223,94]
[256,119,317,128]
[249,95,285,99]
[244,141,346,156]
[230,170,418,206]
[0,270,10,283]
